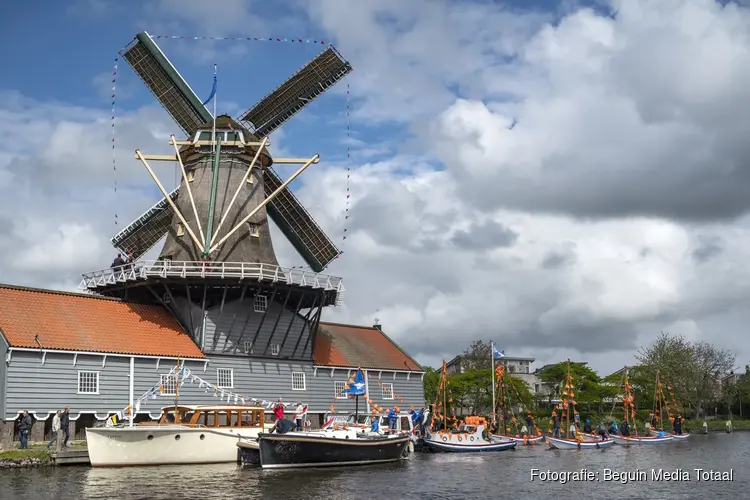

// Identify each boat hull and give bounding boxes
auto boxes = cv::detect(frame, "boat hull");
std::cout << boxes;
[258,432,410,469]
[490,434,544,445]
[612,435,674,445]
[425,437,516,452]
[670,433,690,440]
[86,426,262,467]
[237,440,260,465]
[546,436,614,450]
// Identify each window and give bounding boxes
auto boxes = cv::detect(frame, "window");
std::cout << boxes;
[217,368,234,389]
[292,372,306,391]
[271,344,280,356]
[77,371,99,394]
[243,341,253,355]
[334,381,348,399]
[248,223,260,238]
[534,384,540,394]
[163,293,171,303]
[176,223,185,237]
[161,374,177,396]
[381,383,394,400]
[187,170,195,183]
[198,131,212,141]
[254,294,267,313]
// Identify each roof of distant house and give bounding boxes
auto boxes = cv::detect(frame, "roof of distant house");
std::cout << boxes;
[314,322,422,371]
[0,284,204,358]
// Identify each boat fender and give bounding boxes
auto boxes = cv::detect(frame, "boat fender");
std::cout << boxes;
[408,441,414,453]
[442,436,448,442]
[457,436,462,442]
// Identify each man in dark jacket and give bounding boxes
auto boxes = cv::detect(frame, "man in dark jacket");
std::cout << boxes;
[61,407,71,448]
[673,415,683,435]
[271,418,296,434]
[552,412,561,438]
[620,420,630,436]
[583,419,592,433]
[18,411,32,449]
[526,413,535,436]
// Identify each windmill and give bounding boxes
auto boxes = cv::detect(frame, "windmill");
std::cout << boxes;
[80,32,352,358]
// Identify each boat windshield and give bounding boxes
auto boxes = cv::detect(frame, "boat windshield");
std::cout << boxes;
[346,415,370,425]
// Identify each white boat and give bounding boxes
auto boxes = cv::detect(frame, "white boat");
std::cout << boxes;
[611,434,674,445]
[546,435,615,449]
[670,433,690,440]
[425,418,516,453]
[490,433,545,445]
[87,405,270,467]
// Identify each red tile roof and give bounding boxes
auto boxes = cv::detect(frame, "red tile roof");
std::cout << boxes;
[314,322,422,371]
[0,284,204,358]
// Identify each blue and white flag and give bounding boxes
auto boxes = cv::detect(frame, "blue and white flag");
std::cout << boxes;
[343,369,366,396]
[202,64,217,105]
[492,347,505,360]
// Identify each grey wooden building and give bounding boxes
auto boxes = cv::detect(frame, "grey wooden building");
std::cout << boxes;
[0,284,425,447]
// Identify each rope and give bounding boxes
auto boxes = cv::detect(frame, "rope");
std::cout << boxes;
[112,55,119,228]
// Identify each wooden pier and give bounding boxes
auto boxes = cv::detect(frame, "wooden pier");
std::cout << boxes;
[52,449,90,466]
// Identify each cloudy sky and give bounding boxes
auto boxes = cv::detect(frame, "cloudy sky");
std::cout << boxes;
[1,0,749,375]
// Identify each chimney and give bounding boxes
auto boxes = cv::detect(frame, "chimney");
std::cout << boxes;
[373,317,381,331]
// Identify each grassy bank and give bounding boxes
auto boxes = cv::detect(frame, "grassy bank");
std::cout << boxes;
[684,419,750,432]
[0,448,52,464]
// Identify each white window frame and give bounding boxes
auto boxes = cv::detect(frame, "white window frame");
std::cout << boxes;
[161,373,177,396]
[77,371,100,395]
[248,223,260,238]
[381,382,394,400]
[334,381,348,399]
[217,368,234,389]
[292,372,306,391]
[271,344,280,356]
[243,341,253,355]
[254,294,267,313]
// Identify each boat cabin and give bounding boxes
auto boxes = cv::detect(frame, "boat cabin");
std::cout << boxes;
[324,413,416,434]
[152,405,267,428]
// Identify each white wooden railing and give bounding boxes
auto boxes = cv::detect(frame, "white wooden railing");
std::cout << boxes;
[79,260,345,305]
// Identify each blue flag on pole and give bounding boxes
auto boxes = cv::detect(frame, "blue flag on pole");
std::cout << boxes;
[343,369,366,396]
[202,65,217,106]
[492,347,505,360]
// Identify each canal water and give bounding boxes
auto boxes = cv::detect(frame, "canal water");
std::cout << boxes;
[0,433,746,500]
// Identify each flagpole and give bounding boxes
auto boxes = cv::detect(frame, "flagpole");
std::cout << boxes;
[212,64,217,153]
[491,341,496,427]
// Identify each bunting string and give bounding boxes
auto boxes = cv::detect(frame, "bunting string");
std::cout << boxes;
[112,54,119,228]
[151,36,326,44]
[343,83,351,248]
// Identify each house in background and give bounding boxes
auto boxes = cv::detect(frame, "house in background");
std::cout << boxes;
[0,284,425,448]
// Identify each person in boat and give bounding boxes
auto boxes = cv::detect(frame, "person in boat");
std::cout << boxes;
[293,403,305,431]
[273,398,285,422]
[597,422,608,441]
[371,416,380,433]
[552,411,561,438]
[673,414,683,435]
[422,406,433,436]
[583,419,592,434]
[608,420,618,435]
[651,413,658,429]
[526,412,535,435]
[569,422,576,438]
[270,418,296,434]
[387,408,398,430]
[620,419,630,436]
[520,424,528,437]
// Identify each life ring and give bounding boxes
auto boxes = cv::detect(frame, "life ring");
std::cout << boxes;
[457,436,462,442]
[470,436,475,441]
[442,436,448,442]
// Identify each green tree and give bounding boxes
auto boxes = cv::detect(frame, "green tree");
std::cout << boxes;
[450,369,492,415]
[459,340,494,371]
[635,332,736,418]
[422,366,441,407]
[538,361,603,404]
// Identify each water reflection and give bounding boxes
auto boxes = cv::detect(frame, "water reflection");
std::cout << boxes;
[0,433,746,500]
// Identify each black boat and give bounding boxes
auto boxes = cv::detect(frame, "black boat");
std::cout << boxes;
[257,431,411,469]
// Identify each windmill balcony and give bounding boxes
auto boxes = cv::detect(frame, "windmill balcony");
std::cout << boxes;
[79,260,344,306]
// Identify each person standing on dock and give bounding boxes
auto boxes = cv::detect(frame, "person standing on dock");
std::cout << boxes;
[61,407,71,448]
[47,410,62,452]
[17,411,32,449]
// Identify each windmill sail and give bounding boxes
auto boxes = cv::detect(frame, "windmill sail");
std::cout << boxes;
[237,45,352,138]
[122,32,212,136]
[111,187,179,259]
